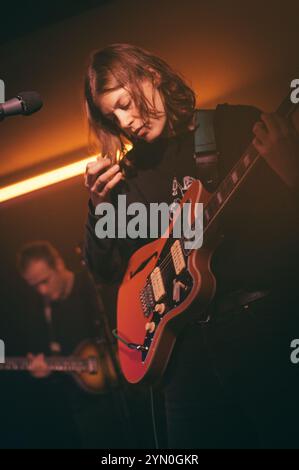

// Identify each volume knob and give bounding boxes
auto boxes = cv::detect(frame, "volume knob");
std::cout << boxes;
[145,322,156,333]
[154,303,166,315]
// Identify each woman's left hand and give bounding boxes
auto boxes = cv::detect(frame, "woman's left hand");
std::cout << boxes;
[252,113,299,189]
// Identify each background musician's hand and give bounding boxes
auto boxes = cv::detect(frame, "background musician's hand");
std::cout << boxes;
[27,353,51,379]
[84,158,124,207]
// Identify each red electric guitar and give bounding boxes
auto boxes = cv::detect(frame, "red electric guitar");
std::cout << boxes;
[117,93,298,384]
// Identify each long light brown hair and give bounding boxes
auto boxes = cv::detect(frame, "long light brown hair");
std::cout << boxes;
[85,43,196,162]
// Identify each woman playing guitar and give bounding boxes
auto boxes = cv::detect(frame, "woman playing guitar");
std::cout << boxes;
[84,43,299,448]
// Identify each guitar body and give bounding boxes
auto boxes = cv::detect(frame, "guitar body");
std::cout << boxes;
[117,180,217,384]
[70,340,118,394]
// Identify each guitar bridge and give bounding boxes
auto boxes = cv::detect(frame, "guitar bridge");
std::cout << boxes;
[86,356,98,374]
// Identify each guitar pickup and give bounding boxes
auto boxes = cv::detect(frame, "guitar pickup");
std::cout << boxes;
[150,267,166,302]
[171,240,186,275]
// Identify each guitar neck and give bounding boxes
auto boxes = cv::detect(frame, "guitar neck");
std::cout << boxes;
[0,356,88,372]
[202,94,298,233]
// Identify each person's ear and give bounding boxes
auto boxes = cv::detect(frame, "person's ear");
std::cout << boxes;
[147,67,162,86]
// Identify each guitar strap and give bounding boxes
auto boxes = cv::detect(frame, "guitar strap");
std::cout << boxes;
[193,109,219,192]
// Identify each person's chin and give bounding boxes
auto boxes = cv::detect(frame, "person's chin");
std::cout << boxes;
[144,128,161,142]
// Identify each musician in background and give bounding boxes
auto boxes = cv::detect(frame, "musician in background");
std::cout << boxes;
[16,240,128,448]
[83,44,299,448]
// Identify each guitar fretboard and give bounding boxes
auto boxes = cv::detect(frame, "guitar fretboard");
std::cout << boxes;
[0,357,89,372]
[203,144,258,229]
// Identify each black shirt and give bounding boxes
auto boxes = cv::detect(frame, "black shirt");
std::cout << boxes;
[49,270,103,355]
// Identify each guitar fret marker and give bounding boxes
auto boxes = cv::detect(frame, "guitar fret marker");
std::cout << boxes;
[216,192,223,204]
[244,154,250,167]
[232,171,238,184]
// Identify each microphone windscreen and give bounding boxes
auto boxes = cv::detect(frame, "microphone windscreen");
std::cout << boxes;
[17,91,43,115]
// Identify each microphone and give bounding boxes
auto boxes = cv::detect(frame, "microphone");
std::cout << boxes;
[0,91,43,121]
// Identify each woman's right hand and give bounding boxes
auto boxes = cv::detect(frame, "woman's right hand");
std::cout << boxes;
[84,158,123,207]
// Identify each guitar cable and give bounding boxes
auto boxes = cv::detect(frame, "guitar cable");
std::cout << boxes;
[150,386,160,450]
[112,329,149,352]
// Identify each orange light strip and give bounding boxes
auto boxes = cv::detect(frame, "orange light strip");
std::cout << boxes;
[0,156,98,203]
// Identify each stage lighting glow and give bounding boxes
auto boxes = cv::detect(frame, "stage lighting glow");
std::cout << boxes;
[0,142,133,203]
[0,156,96,203]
